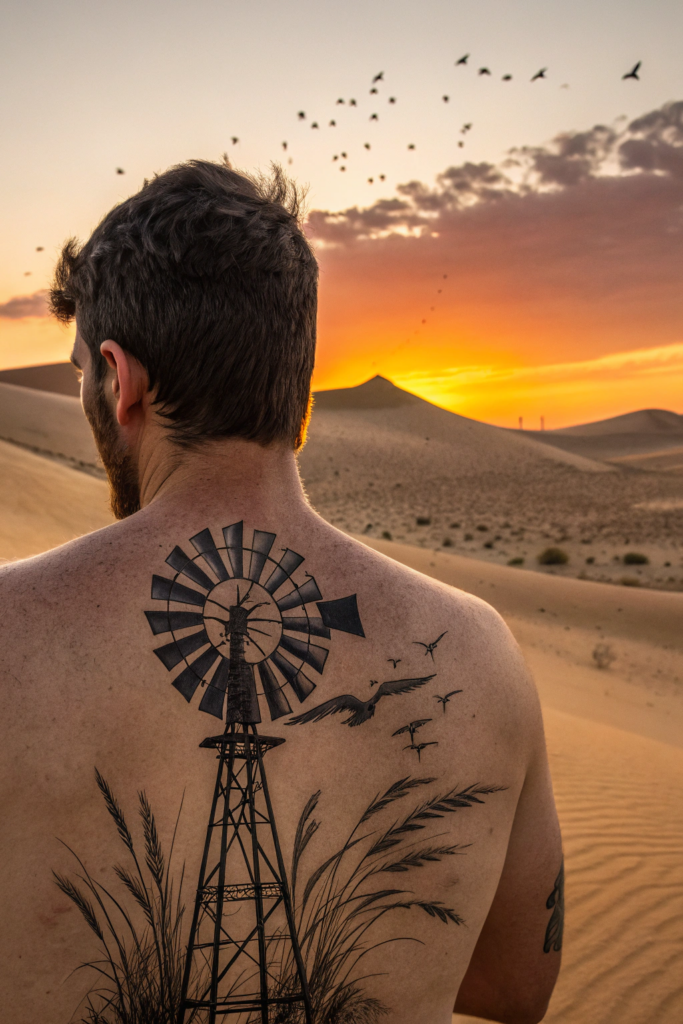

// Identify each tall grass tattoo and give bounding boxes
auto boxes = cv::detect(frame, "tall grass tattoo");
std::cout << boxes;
[265,775,506,1022]
[53,771,202,1024]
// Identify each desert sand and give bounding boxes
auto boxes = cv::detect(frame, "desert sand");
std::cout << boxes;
[0,372,682,1021]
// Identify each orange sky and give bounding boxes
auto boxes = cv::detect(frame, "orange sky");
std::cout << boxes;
[2,102,682,429]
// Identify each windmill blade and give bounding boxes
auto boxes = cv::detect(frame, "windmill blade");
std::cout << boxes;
[223,521,244,577]
[278,634,329,674]
[277,577,323,612]
[197,656,230,717]
[190,528,229,581]
[165,546,214,590]
[145,610,204,636]
[269,650,316,702]
[258,660,293,720]
[151,575,206,608]
[316,595,365,636]
[153,628,210,670]
[248,530,276,582]
[264,548,305,594]
[281,615,331,639]
[172,648,220,701]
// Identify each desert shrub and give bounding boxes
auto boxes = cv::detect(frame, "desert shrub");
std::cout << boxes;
[538,547,569,566]
[620,576,641,587]
[416,516,431,526]
[508,557,524,566]
[381,530,392,541]
[442,537,453,547]
[593,643,616,669]
[624,552,649,565]
[476,524,488,532]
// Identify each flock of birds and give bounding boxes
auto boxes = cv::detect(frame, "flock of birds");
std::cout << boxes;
[288,629,455,762]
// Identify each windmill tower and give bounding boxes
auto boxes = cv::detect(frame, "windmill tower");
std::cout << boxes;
[144,523,365,1023]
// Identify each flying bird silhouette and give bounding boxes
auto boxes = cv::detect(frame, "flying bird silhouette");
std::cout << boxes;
[287,675,436,728]
[413,631,448,661]
[36,246,44,251]
[231,136,239,144]
[502,74,512,81]
[455,54,469,65]
[340,166,346,171]
[372,71,384,83]
[379,174,386,181]
[461,122,472,132]
[531,68,547,81]
[329,119,336,126]
[282,141,288,150]
[349,98,357,106]
[388,658,401,668]
[458,141,464,148]
[341,151,348,158]
[478,67,491,76]
[332,154,339,161]
[434,689,463,712]
[115,167,125,174]
[392,718,432,741]
[298,111,305,119]
[336,98,345,104]
[364,142,371,149]
[370,87,378,94]
[622,61,641,80]
[370,113,379,120]
[311,122,319,129]
[368,178,374,184]
[404,741,438,762]
[408,143,416,149]
[442,95,450,102]
[389,96,397,103]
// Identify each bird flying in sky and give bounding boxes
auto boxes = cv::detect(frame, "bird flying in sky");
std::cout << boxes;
[392,718,432,741]
[286,675,436,728]
[404,741,438,762]
[531,68,547,81]
[502,74,512,81]
[455,54,469,65]
[413,631,448,661]
[622,61,641,80]
[372,71,384,83]
[478,67,491,76]
[434,689,463,713]
[231,136,239,144]
[115,167,125,174]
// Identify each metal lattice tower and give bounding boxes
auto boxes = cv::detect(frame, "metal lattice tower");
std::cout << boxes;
[177,600,313,1024]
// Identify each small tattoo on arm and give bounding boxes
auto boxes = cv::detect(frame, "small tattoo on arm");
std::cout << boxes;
[543,860,565,953]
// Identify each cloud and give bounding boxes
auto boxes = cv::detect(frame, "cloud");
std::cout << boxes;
[0,290,49,319]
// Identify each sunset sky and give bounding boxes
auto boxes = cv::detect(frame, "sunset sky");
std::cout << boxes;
[1,0,681,427]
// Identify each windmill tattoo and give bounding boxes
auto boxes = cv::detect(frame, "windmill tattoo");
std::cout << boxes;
[287,675,435,728]
[435,689,463,713]
[144,522,366,1023]
[413,630,448,661]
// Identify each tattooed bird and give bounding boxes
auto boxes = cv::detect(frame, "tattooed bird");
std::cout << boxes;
[413,631,448,661]
[404,741,438,762]
[622,61,641,81]
[387,658,401,668]
[434,689,463,713]
[531,68,547,81]
[392,718,432,741]
[287,675,435,728]
[455,54,469,65]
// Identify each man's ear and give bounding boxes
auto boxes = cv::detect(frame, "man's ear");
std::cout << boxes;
[100,340,150,427]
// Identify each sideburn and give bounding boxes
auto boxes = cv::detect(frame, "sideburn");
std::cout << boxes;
[85,380,142,520]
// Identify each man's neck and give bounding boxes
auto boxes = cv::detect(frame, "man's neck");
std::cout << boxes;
[137,435,311,525]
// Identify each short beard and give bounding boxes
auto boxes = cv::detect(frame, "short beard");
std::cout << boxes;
[85,380,141,520]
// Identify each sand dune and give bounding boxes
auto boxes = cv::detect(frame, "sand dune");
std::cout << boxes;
[554,408,683,436]
[0,362,81,397]
[0,439,112,563]
[0,382,100,469]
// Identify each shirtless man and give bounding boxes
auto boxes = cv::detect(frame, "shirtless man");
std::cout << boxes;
[0,160,562,1024]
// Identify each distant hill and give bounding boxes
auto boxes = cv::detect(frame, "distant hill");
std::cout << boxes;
[553,409,683,436]
[0,362,80,397]
[313,374,424,410]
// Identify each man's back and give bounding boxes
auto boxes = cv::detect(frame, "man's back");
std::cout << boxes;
[0,485,561,1024]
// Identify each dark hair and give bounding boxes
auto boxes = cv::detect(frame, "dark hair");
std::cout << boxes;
[50,159,318,448]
